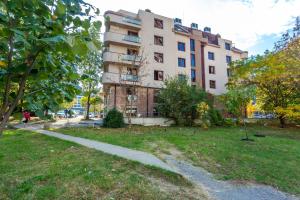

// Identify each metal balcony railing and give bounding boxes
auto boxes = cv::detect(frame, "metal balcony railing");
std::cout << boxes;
[122,17,141,26]
[122,54,142,62]
[123,35,141,43]
[121,74,139,82]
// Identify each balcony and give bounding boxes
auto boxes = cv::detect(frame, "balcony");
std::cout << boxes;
[103,51,142,66]
[121,74,139,82]
[104,32,141,47]
[102,72,139,85]
[105,12,141,30]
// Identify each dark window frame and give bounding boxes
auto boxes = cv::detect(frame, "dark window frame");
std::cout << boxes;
[154,52,164,63]
[191,53,196,67]
[209,80,216,89]
[208,52,215,60]
[177,42,186,51]
[154,35,164,46]
[191,69,196,82]
[154,70,164,81]
[190,39,195,51]
[178,58,186,67]
[225,42,231,50]
[154,18,164,29]
[209,66,215,74]
[226,55,232,64]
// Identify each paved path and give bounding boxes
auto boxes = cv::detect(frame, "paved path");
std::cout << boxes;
[165,156,299,200]
[20,126,176,173]
[17,125,299,200]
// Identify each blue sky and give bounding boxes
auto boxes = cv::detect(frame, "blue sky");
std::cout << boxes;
[86,0,300,56]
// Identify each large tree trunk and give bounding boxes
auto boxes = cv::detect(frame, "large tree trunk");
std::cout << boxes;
[85,93,91,120]
[279,115,286,128]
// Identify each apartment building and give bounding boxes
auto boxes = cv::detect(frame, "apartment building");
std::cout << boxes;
[102,9,247,117]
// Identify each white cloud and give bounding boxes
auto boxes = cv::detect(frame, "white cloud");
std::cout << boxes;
[86,0,300,51]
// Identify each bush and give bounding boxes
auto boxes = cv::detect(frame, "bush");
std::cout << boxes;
[208,108,223,126]
[223,118,236,127]
[103,109,124,128]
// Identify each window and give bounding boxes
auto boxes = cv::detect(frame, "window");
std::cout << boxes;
[154,35,163,46]
[127,49,138,55]
[127,68,137,75]
[154,52,163,63]
[209,80,216,89]
[191,69,196,82]
[154,18,163,29]
[128,31,138,36]
[178,42,185,51]
[154,70,164,81]
[226,56,232,64]
[191,54,195,67]
[153,89,160,103]
[227,68,231,77]
[178,74,186,81]
[225,42,231,50]
[209,66,215,74]
[190,39,195,51]
[178,58,186,67]
[208,52,215,60]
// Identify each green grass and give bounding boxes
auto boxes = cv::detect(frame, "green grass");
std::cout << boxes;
[0,129,208,200]
[57,125,300,195]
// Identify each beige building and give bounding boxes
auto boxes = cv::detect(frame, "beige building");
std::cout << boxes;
[103,9,247,116]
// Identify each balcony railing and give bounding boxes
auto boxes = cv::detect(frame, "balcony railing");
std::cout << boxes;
[121,74,139,82]
[123,35,141,43]
[122,54,142,62]
[122,17,141,26]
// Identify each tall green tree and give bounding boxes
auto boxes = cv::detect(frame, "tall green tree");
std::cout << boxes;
[0,0,101,134]
[228,17,300,127]
[79,51,102,120]
[157,77,207,126]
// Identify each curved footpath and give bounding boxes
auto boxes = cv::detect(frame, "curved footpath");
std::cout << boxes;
[16,124,299,200]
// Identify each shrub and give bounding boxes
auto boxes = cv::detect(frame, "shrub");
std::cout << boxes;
[223,118,236,127]
[103,109,124,128]
[208,108,223,126]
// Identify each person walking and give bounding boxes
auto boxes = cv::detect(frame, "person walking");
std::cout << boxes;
[22,111,30,126]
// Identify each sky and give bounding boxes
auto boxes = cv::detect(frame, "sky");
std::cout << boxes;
[86,0,300,56]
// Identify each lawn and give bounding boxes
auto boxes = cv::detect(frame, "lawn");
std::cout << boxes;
[57,125,300,195]
[0,129,209,200]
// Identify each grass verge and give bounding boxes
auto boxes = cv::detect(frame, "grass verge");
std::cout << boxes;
[57,125,300,195]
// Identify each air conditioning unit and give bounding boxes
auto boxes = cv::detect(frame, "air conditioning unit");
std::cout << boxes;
[174,18,182,25]
[191,23,198,30]
[204,27,211,33]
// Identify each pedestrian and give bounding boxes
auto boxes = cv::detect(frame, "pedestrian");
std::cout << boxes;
[64,109,68,118]
[22,110,30,126]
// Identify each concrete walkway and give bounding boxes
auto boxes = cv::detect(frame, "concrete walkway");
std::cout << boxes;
[17,125,299,200]
[20,126,176,173]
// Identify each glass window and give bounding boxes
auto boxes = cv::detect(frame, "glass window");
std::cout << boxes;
[190,39,195,51]
[178,58,186,67]
[209,80,216,89]
[178,74,186,81]
[191,54,195,67]
[225,42,231,50]
[209,66,215,74]
[191,69,196,82]
[154,18,163,29]
[226,56,232,64]
[154,70,164,81]
[208,52,215,60]
[154,52,163,63]
[154,35,163,46]
[177,42,185,51]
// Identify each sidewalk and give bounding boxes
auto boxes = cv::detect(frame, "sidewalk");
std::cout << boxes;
[21,127,176,173]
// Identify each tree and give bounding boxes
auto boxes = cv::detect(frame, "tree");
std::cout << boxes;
[0,0,101,134]
[157,77,207,126]
[81,95,103,116]
[79,51,102,120]
[228,17,300,128]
